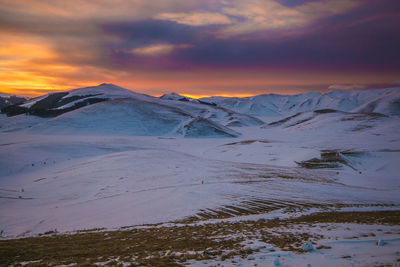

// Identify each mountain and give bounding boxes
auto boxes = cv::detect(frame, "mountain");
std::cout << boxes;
[1,83,148,117]
[156,96,264,127]
[200,87,400,117]
[3,84,398,138]
[1,84,263,128]
[160,92,216,106]
[264,109,388,132]
[352,89,400,116]
[1,84,265,137]
[1,85,399,243]
[0,92,27,109]
[29,98,240,137]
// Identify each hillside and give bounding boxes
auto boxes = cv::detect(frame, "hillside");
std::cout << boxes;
[0,92,27,109]
[0,84,263,137]
[1,84,147,117]
[199,87,400,117]
[28,98,240,137]
[1,85,399,267]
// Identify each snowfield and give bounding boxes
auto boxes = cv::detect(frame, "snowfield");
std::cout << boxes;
[0,85,399,266]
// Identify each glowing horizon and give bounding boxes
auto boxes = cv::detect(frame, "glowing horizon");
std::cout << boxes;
[0,0,399,97]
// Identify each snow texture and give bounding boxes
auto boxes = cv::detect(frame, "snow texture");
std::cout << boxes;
[0,85,399,266]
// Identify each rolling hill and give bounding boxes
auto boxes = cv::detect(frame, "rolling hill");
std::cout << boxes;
[198,87,400,117]
[1,84,265,137]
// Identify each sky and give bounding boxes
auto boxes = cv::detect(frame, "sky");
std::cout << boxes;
[0,0,399,97]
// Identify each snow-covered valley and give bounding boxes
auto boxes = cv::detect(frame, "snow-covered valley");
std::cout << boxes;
[0,85,399,266]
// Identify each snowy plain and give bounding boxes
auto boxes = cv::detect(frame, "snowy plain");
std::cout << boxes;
[0,85,399,266]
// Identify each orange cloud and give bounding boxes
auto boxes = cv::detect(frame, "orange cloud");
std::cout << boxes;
[131,44,191,56]
[0,39,61,94]
[154,12,232,26]
[0,0,200,21]
[109,68,400,97]
[0,36,100,96]
[0,0,397,98]
[1,31,397,98]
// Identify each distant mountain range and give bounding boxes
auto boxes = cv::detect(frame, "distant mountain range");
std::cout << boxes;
[1,84,398,137]
[0,84,262,137]
[164,87,400,117]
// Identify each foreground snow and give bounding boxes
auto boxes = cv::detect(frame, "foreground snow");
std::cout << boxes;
[187,222,400,267]
[1,108,399,237]
[0,87,399,266]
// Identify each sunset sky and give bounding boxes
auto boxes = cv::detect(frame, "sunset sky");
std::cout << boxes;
[0,0,399,97]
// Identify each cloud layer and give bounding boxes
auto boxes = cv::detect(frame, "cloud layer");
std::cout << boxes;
[0,0,399,96]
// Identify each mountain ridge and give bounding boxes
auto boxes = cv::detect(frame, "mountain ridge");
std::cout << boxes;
[1,84,398,138]
[0,84,263,137]
[198,87,400,117]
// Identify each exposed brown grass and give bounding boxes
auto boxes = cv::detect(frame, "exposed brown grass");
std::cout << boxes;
[1,210,399,266]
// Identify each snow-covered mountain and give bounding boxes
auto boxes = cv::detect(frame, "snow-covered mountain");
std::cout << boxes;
[2,83,149,117]
[264,109,390,133]
[1,84,263,127]
[29,98,240,137]
[1,84,399,253]
[0,92,27,109]
[200,87,400,117]
[352,88,400,116]
[2,84,399,138]
[156,96,264,128]
[160,92,216,106]
[0,84,265,137]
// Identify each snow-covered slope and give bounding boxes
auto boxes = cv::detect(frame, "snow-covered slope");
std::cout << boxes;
[0,114,47,132]
[352,89,400,116]
[2,84,264,132]
[201,87,400,117]
[1,86,399,240]
[22,83,149,109]
[1,112,399,237]
[157,98,264,127]
[264,109,388,130]
[3,84,149,117]
[1,86,399,267]
[159,93,266,126]
[28,98,240,138]
[262,109,396,148]
[0,92,13,98]
[0,92,27,109]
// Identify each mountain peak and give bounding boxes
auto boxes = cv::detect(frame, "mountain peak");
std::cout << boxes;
[67,84,146,99]
[160,92,187,101]
[98,83,115,86]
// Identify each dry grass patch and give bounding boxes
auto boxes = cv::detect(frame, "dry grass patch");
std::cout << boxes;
[1,210,399,266]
